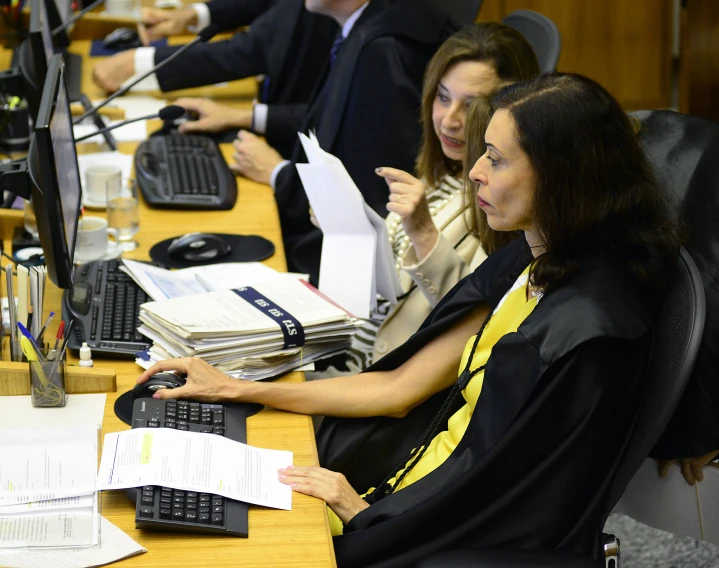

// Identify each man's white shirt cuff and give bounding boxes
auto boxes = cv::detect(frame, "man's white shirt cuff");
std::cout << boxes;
[270,161,291,190]
[187,3,211,32]
[252,103,269,134]
[132,47,161,91]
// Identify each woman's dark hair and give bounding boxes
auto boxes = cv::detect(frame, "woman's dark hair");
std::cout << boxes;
[462,87,521,254]
[417,22,540,188]
[491,73,682,297]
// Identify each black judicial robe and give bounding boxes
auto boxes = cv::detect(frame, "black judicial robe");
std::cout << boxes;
[275,0,455,283]
[317,237,655,567]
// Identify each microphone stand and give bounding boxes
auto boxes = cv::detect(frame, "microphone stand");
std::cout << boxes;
[74,25,218,125]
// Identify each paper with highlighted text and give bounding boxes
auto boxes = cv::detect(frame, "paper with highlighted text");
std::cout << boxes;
[96,428,293,510]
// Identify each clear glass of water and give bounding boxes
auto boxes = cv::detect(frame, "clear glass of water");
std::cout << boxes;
[106,177,140,251]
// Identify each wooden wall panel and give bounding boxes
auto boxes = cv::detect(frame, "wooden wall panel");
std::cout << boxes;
[476,0,674,110]
[680,0,719,121]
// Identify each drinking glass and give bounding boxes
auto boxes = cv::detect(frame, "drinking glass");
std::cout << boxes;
[106,177,140,251]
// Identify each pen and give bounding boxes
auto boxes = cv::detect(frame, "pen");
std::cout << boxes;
[57,319,74,362]
[17,322,42,360]
[37,311,55,344]
[49,320,65,358]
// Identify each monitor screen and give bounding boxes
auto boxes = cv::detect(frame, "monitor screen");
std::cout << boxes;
[18,0,52,121]
[27,54,81,289]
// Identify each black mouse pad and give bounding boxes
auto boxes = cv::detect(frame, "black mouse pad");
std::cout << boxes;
[114,388,264,426]
[149,233,275,269]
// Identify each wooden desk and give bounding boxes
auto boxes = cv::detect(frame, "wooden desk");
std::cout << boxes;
[0,41,337,567]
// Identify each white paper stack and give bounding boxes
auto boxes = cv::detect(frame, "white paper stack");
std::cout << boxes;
[296,132,402,319]
[137,277,358,380]
[0,426,100,551]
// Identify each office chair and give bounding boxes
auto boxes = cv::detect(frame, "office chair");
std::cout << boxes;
[416,247,706,568]
[502,10,561,73]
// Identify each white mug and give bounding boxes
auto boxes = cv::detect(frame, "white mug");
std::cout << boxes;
[74,217,121,263]
[104,0,137,16]
[85,165,122,205]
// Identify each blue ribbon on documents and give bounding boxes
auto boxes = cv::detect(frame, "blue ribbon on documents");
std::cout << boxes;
[232,287,305,349]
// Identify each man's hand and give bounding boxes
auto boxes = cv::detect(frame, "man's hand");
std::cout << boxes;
[92,51,136,93]
[377,166,439,260]
[278,466,369,524]
[657,449,719,486]
[230,130,283,185]
[140,7,198,42]
[137,357,241,402]
[174,98,252,134]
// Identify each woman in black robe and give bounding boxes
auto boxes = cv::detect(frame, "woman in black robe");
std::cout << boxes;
[138,73,682,566]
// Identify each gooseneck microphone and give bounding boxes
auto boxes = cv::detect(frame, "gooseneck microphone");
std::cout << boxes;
[52,0,106,37]
[74,105,185,143]
[73,24,219,125]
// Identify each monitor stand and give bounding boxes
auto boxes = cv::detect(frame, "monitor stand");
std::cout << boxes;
[63,52,82,102]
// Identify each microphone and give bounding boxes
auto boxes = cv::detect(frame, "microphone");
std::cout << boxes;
[73,24,219,125]
[74,105,185,143]
[52,0,106,37]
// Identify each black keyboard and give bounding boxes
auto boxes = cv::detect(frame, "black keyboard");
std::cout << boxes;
[129,397,250,537]
[134,133,237,210]
[62,260,151,357]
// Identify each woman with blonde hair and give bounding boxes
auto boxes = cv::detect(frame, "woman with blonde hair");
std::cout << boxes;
[345,22,539,370]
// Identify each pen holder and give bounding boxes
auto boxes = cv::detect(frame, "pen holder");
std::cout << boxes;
[29,349,67,407]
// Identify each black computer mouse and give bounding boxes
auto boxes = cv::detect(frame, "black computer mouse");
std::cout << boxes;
[103,27,142,51]
[167,233,232,262]
[132,371,187,400]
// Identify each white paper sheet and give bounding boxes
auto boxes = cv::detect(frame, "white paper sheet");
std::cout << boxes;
[0,395,106,431]
[73,120,148,144]
[0,493,99,549]
[97,428,293,510]
[295,132,401,318]
[0,426,98,506]
[0,516,145,568]
[99,96,166,120]
[120,259,282,301]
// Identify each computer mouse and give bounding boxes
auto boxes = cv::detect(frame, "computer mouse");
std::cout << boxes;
[103,27,142,51]
[167,233,232,262]
[132,371,187,400]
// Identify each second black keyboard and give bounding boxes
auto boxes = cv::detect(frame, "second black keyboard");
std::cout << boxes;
[134,133,238,210]
[62,259,151,357]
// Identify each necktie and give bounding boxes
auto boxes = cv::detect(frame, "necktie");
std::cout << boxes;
[329,34,345,67]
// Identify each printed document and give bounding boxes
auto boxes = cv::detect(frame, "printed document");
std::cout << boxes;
[121,259,284,301]
[97,428,293,510]
[0,516,145,568]
[0,426,97,506]
[296,132,401,318]
[0,493,99,549]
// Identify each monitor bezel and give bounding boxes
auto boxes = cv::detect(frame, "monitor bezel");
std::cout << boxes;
[18,0,49,121]
[27,54,80,289]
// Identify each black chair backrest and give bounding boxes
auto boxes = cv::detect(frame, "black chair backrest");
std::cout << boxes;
[602,248,705,517]
[428,0,483,26]
[502,9,561,73]
[635,110,719,459]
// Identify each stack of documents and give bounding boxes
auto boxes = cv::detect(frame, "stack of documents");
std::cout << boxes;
[296,132,402,318]
[135,272,358,380]
[0,426,100,550]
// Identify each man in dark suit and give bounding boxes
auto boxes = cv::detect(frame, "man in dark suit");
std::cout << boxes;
[231,0,455,283]
[91,0,337,157]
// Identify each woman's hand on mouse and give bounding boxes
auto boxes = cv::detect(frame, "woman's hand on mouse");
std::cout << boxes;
[92,51,136,93]
[174,98,252,134]
[137,358,239,402]
[376,167,439,261]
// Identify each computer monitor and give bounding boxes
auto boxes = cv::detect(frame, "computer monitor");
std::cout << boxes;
[15,0,54,122]
[26,54,81,288]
